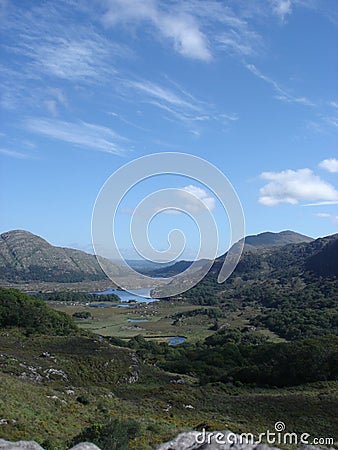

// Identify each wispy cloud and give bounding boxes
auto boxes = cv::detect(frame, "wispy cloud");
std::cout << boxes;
[319,158,338,173]
[126,80,199,111]
[0,148,33,159]
[102,0,211,61]
[24,118,128,155]
[246,64,314,106]
[216,28,263,57]
[2,2,125,84]
[124,77,237,132]
[259,168,338,206]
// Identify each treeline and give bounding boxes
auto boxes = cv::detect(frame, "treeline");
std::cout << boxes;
[32,291,120,303]
[0,287,78,336]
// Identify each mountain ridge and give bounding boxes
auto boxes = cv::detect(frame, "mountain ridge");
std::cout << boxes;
[0,230,123,283]
[149,230,314,278]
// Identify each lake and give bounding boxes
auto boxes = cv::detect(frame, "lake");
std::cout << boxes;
[168,336,186,346]
[94,287,156,304]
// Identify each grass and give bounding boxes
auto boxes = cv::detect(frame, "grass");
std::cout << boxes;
[51,300,269,344]
[0,327,337,449]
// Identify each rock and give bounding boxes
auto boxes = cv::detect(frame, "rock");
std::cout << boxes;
[0,441,101,450]
[0,440,45,449]
[69,444,101,450]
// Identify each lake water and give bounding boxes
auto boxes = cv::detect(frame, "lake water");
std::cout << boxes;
[127,319,149,323]
[94,287,156,304]
[168,336,186,346]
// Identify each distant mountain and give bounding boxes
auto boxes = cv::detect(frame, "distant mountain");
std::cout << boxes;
[125,259,174,273]
[149,230,313,278]
[227,232,338,277]
[145,258,209,277]
[0,230,123,283]
[225,230,314,255]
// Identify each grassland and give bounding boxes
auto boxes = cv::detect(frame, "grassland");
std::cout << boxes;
[0,331,337,450]
[51,299,283,345]
[1,287,337,449]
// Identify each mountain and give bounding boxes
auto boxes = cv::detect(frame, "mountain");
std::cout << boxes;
[153,233,337,307]
[0,230,123,283]
[224,230,314,255]
[149,230,313,278]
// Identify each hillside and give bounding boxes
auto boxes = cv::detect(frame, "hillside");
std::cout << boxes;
[0,287,77,336]
[149,230,313,278]
[0,230,123,283]
[0,287,337,449]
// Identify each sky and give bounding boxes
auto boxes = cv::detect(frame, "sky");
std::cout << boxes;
[0,0,337,261]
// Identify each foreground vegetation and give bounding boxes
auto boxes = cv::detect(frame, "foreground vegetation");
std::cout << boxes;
[0,287,337,449]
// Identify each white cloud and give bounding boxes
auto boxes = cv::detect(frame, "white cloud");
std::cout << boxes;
[271,0,292,20]
[130,185,216,217]
[314,212,331,218]
[314,212,338,224]
[24,118,128,155]
[259,168,338,206]
[180,185,216,212]
[152,185,216,215]
[319,158,338,173]
[102,0,211,61]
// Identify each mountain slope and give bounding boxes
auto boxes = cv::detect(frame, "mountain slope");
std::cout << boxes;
[306,235,338,276]
[149,230,313,278]
[0,230,123,283]
[224,229,314,255]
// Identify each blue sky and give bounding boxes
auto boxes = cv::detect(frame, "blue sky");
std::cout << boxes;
[1,0,337,260]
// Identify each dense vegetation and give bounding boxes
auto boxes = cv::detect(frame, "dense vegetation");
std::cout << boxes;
[128,332,338,387]
[0,287,77,336]
[162,235,338,341]
[0,286,337,448]
[32,291,120,303]
[69,418,141,450]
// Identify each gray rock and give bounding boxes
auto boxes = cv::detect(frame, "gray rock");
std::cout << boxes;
[0,441,101,450]
[0,440,44,449]
[69,444,101,450]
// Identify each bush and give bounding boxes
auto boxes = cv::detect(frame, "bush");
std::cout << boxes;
[69,418,141,450]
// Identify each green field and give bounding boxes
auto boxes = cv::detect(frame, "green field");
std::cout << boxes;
[51,299,283,344]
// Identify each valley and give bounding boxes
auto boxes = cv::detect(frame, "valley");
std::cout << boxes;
[0,230,337,449]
